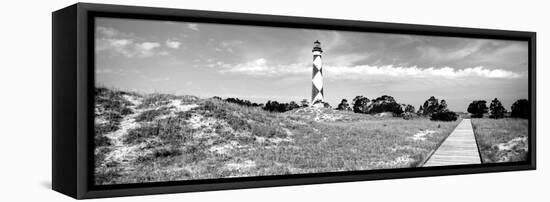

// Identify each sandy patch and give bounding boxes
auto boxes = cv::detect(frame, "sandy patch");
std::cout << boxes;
[95,117,108,125]
[494,136,528,151]
[103,95,145,162]
[225,160,256,170]
[372,156,414,168]
[154,100,199,120]
[390,145,422,152]
[291,107,345,122]
[209,141,240,154]
[169,99,198,112]
[411,130,436,141]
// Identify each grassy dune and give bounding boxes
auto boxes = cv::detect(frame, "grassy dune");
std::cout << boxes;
[471,118,528,163]
[94,88,459,185]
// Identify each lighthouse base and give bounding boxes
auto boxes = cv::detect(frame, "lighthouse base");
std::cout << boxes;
[312,103,324,108]
[311,100,329,108]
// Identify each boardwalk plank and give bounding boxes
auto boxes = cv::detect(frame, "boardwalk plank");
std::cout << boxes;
[423,119,481,167]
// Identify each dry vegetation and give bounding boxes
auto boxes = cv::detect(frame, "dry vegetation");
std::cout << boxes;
[94,87,460,185]
[471,118,528,163]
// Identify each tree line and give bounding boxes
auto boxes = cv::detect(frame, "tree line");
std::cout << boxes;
[467,98,529,119]
[214,95,529,120]
[213,96,303,113]
[335,95,458,121]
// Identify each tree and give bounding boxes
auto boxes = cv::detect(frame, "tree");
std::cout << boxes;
[368,95,403,115]
[417,105,424,115]
[336,99,352,111]
[467,100,488,118]
[438,99,448,112]
[404,104,415,113]
[352,96,370,113]
[300,99,309,108]
[489,98,506,119]
[422,96,440,116]
[511,99,529,119]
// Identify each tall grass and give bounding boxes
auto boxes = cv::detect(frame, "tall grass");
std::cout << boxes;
[471,118,528,163]
[94,88,135,145]
[95,88,461,185]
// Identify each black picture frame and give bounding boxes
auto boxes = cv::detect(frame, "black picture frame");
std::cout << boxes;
[52,2,536,199]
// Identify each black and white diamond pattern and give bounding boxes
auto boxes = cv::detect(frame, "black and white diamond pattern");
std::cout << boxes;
[311,52,323,105]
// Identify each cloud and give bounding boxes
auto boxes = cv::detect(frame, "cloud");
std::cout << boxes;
[134,42,165,57]
[150,77,171,82]
[326,65,523,80]
[416,40,487,61]
[187,23,199,31]
[215,58,523,80]
[212,40,243,53]
[216,58,309,76]
[96,27,120,38]
[165,40,181,49]
[95,68,113,74]
[95,26,168,58]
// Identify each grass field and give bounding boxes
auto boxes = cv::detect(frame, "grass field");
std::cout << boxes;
[471,118,528,163]
[94,88,460,185]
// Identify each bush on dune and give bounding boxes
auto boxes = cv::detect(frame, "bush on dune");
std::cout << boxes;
[430,110,458,121]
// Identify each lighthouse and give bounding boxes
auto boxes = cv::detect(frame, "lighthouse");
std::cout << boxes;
[311,40,324,107]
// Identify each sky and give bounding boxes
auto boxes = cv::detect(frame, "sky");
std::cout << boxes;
[95,17,528,112]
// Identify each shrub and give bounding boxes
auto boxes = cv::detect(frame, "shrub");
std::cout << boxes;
[511,99,529,119]
[300,99,310,108]
[95,134,112,147]
[263,100,301,112]
[224,97,262,107]
[402,112,415,120]
[202,100,218,111]
[430,110,458,121]
[467,100,488,118]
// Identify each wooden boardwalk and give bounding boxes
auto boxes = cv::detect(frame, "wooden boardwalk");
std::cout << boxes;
[423,119,481,167]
